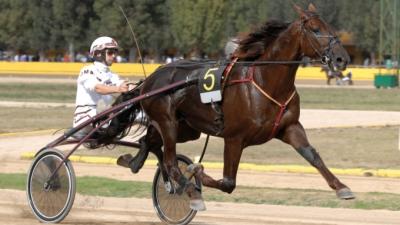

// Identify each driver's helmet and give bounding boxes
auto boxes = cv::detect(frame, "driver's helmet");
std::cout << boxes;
[224,37,239,59]
[89,36,118,57]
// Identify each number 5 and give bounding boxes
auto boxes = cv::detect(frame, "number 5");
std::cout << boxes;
[203,68,217,91]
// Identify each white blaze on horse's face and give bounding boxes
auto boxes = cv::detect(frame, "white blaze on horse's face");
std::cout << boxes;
[295,4,350,71]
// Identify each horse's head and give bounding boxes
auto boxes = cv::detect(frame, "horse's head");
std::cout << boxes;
[295,4,350,71]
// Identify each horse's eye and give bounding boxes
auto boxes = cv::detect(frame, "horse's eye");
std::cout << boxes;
[312,28,321,35]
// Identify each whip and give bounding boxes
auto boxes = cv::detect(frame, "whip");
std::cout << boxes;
[118,6,147,78]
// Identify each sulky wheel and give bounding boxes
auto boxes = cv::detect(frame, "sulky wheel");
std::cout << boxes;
[26,148,76,223]
[152,154,201,225]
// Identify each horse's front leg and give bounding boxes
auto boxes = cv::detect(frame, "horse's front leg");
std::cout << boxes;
[279,122,355,200]
[188,137,242,194]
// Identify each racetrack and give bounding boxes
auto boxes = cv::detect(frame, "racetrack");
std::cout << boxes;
[1,75,400,225]
[3,188,400,225]
[2,108,400,224]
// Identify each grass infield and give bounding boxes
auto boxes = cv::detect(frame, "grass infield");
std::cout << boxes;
[1,82,400,110]
[1,82,400,133]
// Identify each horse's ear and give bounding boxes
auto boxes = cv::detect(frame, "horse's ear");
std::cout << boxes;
[293,4,308,19]
[308,3,317,13]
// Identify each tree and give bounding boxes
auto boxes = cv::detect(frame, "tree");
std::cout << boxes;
[26,0,59,61]
[0,0,33,53]
[0,0,387,64]
[169,0,227,58]
[265,0,340,26]
[338,0,380,63]
[52,0,95,61]
[309,0,340,28]
[225,0,269,37]
[124,0,172,61]
[89,0,169,62]
[265,0,301,22]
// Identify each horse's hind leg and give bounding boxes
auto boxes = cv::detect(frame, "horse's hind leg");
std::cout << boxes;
[118,120,200,171]
[152,118,206,211]
[279,123,355,200]
[117,125,163,173]
[188,137,243,194]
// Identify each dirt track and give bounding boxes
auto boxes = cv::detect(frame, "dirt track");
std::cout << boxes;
[0,187,400,225]
[2,132,400,224]
[2,78,400,224]
[3,188,400,225]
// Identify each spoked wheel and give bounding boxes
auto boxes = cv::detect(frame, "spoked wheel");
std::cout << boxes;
[26,148,76,223]
[152,154,201,225]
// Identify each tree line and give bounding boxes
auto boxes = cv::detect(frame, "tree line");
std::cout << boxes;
[0,0,388,63]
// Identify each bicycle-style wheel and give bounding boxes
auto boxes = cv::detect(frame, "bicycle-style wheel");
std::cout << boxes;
[152,154,201,225]
[26,148,76,223]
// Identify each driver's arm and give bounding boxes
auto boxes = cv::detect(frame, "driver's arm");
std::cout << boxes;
[94,82,129,95]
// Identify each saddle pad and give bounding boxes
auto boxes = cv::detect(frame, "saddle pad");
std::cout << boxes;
[198,65,225,103]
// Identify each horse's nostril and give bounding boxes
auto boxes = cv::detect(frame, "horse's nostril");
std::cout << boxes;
[336,57,343,63]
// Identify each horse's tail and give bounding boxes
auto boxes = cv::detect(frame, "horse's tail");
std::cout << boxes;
[98,81,148,143]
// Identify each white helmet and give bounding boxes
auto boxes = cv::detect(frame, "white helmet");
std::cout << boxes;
[89,36,118,57]
[225,37,239,59]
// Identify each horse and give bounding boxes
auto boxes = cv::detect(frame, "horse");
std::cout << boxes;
[123,4,354,210]
[321,65,353,85]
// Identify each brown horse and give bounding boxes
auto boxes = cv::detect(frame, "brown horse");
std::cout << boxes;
[131,4,354,210]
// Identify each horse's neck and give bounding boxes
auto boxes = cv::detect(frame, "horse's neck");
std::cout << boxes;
[254,23,302,99]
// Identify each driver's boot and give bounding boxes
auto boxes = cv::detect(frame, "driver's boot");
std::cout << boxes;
[117,137,149,173]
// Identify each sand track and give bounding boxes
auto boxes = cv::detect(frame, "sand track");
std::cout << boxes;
[2,189,400,225]
[1,77,400,224]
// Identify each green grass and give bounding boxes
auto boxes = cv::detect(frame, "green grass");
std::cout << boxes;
[205,187,400,210]
[74,126,400,169]
[1,83,400,135]
[1,82,400,169]
[1,82,400,111]
[0,173,26,190]
[0,83,76,102]
[4,173,400,210]
[0,106,73,133]
[297,87,400,111]
[77,176,152,198]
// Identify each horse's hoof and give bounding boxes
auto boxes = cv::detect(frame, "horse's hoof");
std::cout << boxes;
[116,154,133,168]
[190,199,206,211]
[336,187,355,200]
[187,163,202,174]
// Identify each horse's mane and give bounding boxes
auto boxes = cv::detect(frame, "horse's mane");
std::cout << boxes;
[235,20,290,60]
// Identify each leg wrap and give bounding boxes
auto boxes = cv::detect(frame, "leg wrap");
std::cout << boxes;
[219,178,236,193]
[296,146,322,167]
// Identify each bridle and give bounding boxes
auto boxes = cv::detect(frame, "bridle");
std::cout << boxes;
[299,15,341,68]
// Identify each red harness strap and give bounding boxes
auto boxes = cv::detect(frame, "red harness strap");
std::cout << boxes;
[228,65,296,140]
[221,57,239,92]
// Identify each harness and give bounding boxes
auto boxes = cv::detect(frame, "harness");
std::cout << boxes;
[222,58,296,139]
[216,17,340,139]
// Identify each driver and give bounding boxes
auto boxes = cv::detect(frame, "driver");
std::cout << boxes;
[72,36,149,174]
[72,36,133,137]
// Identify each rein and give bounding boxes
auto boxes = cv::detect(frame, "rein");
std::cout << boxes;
[167,58,319,68]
